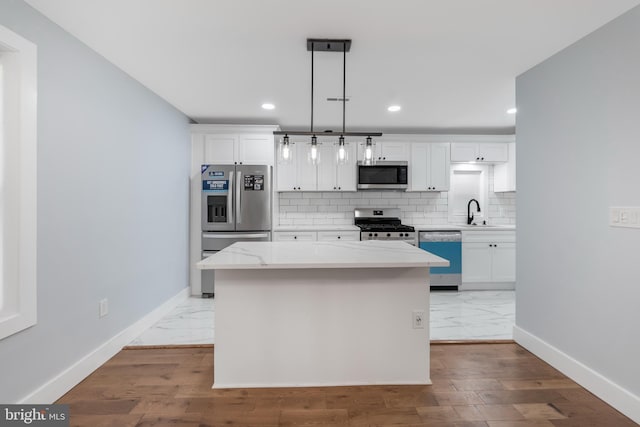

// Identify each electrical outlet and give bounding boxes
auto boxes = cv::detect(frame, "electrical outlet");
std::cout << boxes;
[99,299,109,318]
[412,311,425,329]
[610,207,640,229]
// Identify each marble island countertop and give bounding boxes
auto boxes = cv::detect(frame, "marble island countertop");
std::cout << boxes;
[197,240,449,270]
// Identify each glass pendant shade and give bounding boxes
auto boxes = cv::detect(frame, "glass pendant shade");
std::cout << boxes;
[309,135,319,165]
[337,136,347,164]
[279,135,291,163]
[363,136,374,165]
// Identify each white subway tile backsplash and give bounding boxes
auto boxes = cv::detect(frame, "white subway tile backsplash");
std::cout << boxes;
[277,176,516,227]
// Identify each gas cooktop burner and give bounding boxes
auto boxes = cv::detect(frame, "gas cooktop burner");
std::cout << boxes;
[356,224,415,232]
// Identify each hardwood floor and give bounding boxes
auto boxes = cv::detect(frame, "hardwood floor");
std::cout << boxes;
[57,344,637,427]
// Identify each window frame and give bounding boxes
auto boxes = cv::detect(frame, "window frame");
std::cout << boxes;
[0,24,37,340]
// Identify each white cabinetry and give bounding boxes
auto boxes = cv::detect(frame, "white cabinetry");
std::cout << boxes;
[276,140,318,191]
[317,231,360,241]
[273,231,317,241]
[493,142,516,192]
[196,127,275,166]
[451,143,508,163]
[317,142,357,191]
[357,141,409,162]
[410,143,450,191]
[462,230,515,289]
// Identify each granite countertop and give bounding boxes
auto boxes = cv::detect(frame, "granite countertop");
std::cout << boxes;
[197,240,449,270]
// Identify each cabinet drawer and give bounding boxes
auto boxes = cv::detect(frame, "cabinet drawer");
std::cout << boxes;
[317,231,360,241]
[462,230,515,243]
[272,231,317,242]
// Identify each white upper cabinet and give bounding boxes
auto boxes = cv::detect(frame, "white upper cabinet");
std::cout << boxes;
[493,142,516,192]
[193,125,278,166]
[451,143,508,163]
[409,142,450,192]
[237,134,275,165]
[357,141,410,162]
[203,134,237,164]
[317,141,357,191]
[276,139,317,191]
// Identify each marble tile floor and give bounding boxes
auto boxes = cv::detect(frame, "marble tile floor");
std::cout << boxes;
[128,290,515,346]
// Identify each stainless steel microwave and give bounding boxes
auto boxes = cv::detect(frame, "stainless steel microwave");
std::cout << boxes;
[357,161,408,190]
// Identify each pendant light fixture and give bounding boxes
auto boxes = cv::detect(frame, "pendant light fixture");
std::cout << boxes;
[279,134,291,163]
[275,39,382,164]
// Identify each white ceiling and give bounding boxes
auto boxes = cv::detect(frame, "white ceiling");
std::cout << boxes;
[25,0,640,134]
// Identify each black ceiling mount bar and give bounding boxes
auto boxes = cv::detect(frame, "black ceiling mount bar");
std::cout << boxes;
[275,38,382,138]
[306,39,351,52]
[274,131,382,137]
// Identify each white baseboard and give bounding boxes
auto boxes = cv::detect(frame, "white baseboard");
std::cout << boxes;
[513,325,640,424]
[18,287,190,404]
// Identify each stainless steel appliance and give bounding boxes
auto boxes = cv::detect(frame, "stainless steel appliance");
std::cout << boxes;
[357,161,408,190]
[419,230,462,291]
[354,208,416,245]
[201,164,272,297]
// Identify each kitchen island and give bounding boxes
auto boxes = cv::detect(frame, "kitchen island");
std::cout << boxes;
[197,240,448,389]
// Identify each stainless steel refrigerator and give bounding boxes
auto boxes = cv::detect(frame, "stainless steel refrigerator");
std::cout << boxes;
[200,164,272,297]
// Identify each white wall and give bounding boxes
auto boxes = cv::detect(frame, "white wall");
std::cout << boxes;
[0,1,190,402]
[516,3,640,419]
[278,167,516,227]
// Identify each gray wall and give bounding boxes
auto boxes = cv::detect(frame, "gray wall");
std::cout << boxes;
[516,6,640,396]
[0,1,190,402]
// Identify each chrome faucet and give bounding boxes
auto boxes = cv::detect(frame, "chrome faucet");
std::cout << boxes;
[467,199,481,225]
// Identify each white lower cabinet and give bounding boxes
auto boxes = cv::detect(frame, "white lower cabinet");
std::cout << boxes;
[462,231,515,289]
[317,231,360,241]
[272,231,317,242]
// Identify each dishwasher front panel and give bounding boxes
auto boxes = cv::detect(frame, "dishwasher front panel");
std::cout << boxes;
[419,231,462,289]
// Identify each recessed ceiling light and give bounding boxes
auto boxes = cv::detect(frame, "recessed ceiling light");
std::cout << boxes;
[507,107,517,115]
[262,103,275,110]
[387,105,401,112]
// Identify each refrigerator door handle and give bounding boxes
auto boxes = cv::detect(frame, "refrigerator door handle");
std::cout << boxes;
[228,171,234,225]
[202,233,270,239]
[236,170,242,224]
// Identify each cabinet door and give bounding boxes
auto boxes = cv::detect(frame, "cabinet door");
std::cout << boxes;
[409,143,429,191]
[317,143,337,191]
[480,143,508,162]
[336,142,357,191]
[317,231,360,241]
[494,142,516,192]
[238,134,274,165]
[491,242,516,282]
[276,142,298,191]
[296,141,317,191]
[203,134,238,164]
[272,231,317,241]
[428,143,450,191]
[462,242,493,282]
[450,143,478,162]
[378,142,409,161]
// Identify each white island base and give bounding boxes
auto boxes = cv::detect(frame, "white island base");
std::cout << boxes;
[198,241,448,389]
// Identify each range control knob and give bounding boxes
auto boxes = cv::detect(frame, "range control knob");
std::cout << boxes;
[387,233,391,237]
[368,233,373,237]
[374,233,378,237]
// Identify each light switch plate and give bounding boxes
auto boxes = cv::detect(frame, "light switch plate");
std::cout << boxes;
[610,207,640,229]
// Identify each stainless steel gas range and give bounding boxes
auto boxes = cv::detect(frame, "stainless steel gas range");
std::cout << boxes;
[354,208,416,245]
